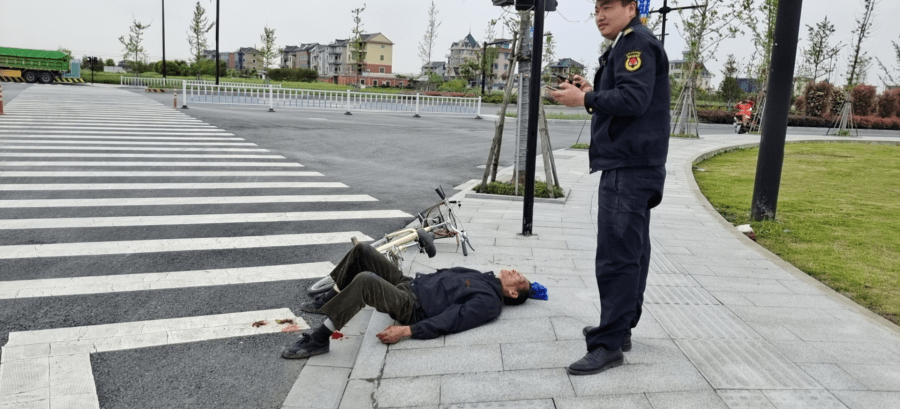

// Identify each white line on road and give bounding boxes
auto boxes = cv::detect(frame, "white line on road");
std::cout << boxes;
[0,194,372,207]
[0,209,411,229]
[0,134,244,141]
[0,121,215,127]
[0,262,334,299]
[0,125,225,131]
[0,130,235,136]
[0,161,302,168]
[0,116,205,124]
[0,139,255,146]
[0,231,373,259]
[0,170,322,177]
[1,146,268,152]
[0,182,345,191]
[0,153,285,159]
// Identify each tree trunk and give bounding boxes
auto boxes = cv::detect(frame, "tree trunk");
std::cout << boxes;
[538,104,556,198]
[481,30,520,187]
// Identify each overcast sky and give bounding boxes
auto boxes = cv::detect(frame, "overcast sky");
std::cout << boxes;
[2,0,898,89]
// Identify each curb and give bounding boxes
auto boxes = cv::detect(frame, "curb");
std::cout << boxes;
[685,138,900,337]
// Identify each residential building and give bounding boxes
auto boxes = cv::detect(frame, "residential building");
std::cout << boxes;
[669,51,713,91]
[446,33,480,82]
[736,78,761,94]
[487,39,513,90]
[235,47,263,72]
[422,61,448,78]
[201,50,235,69]
[547,58,586,78]
[320,33,400,86]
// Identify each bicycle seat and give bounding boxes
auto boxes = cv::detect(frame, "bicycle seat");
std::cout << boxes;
[417,228,437,258]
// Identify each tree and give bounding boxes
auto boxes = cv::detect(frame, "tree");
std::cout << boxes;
[187,1,215,63]
[118,18,151,76]
[846,0,877,87]
[458,58,479,85]
[417,1,442,74]
[741,0,777,88]
[259,26,278,70]
[57,47,72,61]
[718,54,744,105]
[349,4,367,88]
[799,17,842,82]
[542,32,556,83]
[105,58,115,66]
[875,32,899,87]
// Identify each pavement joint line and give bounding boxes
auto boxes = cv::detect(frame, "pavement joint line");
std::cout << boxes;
[0,209,412,229]
[0,146,269,152]
[0,170,322,177]
[0,153,286,159]
[0,262,335,299]
[0,161,302,168]
[0,309,308,408]
[0,181,346,191]
[0,231,373,259]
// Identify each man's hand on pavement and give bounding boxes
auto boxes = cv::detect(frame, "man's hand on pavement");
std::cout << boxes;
[549,82,587,108]
[376,325,412,344]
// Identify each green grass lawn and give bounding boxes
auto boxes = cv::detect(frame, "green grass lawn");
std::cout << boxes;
[81,70,407,92]
[693,142,900,324]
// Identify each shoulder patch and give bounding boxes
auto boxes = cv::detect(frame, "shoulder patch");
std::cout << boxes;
[624,50,642,72]
[623,27,634,36]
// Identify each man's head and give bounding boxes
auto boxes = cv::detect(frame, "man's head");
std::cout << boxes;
[499,269,531,306]
[594,0,638,40]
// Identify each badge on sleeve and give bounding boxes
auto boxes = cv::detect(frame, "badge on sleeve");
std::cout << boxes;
[625,51,642,72]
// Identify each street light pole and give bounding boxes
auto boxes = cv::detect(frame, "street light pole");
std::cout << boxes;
[161,0,166,79]
[649,0,705,47]
[215,0,220,85]
[522,0,545,236]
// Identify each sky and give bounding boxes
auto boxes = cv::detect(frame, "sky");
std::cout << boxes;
[2,0,899,90]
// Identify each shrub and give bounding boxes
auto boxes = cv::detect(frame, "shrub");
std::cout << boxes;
[854,115,900,130]
[794,95,806,113]
[831,88,847,116]
[267,68,319,82]
[439,79,468,92]
[851,85,877,116]
[787,115,831,128]
[474,180,565,198]
[482,92,518,104]
[803,81,835,117]
[875,89,900,118]
[698,109,735,124]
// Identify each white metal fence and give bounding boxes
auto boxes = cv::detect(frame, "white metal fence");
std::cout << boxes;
[181,83,482,118]
[120,77,281,89]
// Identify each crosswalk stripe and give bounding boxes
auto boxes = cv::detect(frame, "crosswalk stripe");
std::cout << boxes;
[0,135,244,141]
[0,161,302,168]
[0,231,373,259]
[0,125,225,131]
[2,111,193,119]
[0,194,372,207]
[0,210,412,229]
[0,262,334,299]
[0,182,345,191]
[0,170,322,177]
[0,153,285,159]
[0,139,255,146]
[0,130,235,136]
[0,117,205,124]
[1,146,269,152]
[0,120,215,126]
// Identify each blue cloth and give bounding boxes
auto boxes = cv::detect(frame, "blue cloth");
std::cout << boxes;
[530,282,548,301]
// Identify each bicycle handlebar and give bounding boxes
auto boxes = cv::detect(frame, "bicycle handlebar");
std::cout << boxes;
[435,187,446,200]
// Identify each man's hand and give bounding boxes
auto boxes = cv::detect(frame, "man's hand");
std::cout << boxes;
[376,325,412,344]
[571,75,593,93]
[549,82,587,108]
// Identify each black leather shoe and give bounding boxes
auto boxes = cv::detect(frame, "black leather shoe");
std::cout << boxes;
[567,346,624,376]
[300,293,328,314]
[582,326,632,352]
[281,333,329,359]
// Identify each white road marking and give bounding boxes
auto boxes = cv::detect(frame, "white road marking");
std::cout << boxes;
[0,134,244,141]
[0,161,302,168]
[0,209,412,229]
[0,231,373,259]
[0,262,334,299]
[0,139,255,146]
[0,182,345,191]
[1,146,268,152]
[0,130,235,136]
[0,194,372,207]
[0,121,215,127]
[0,309,308,408]
[0,153,284,159]
[0,170,322,177]
[0,117,204,124]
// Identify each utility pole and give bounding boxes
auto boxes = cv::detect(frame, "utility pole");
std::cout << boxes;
[649,0,704,47]
[161,0,166,78]
[215,0,220,85]
[750,0,804,221]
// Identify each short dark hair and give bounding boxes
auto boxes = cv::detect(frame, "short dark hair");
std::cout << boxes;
[503,281,532,306]
[596,0,637,7]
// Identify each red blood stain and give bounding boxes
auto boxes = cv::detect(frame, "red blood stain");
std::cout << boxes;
[331,331,344,340]
[281,324,301,333]
[252,320,267,328]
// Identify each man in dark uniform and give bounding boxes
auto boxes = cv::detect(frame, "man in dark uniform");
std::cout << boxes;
[281,243,533,359]
[549,0,669,375]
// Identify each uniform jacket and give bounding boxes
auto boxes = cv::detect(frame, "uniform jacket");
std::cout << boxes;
[584,17,670,172]
[408,267,503,339]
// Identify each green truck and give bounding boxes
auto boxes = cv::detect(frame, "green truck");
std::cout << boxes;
[0,46,72,83]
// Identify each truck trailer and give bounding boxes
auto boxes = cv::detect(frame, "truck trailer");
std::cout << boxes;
[0,47,72,83]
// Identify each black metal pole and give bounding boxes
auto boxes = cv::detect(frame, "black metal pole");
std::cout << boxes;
[523,0,545,236]
[215,0,220,85]
[660,0,667,46]
[162,0,166,78]
[750,0,804,221]
[481,42,487,95]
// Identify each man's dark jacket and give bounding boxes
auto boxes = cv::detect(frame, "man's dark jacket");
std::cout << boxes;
[583,17,670,172]
[408,267,503,339]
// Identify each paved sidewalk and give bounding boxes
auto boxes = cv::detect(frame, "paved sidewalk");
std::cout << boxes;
[284,132,900,409]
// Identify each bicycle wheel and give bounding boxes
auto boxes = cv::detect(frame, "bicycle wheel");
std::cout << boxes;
[307,275,335,295]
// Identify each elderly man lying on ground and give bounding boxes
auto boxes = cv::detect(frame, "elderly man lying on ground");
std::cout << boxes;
[282,243,540,359]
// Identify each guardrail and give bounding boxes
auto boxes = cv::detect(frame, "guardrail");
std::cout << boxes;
[120,77,282,89]
[181,83,482,118]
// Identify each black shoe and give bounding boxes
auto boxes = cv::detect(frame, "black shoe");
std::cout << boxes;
[281,333,329,359]
[567,346,624,376]
[301,293,328,314]
[582,326,632,352]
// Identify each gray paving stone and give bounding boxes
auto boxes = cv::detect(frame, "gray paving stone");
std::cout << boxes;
[567,361,708,395]
[762,389,848,409]
[388,335,445,350]
[554,393,652,409]
[338,379,375,409]
[797,363,867,390]
[691,276,794,294]
[708,291,755,306]
[646,304,762,340]
[499,294,599,320]
[742,293,845,309]
[831,391,900,409]
[646,390,728,409]
[644,285,720,305]
[349,312,392,380]
[624,338,691,364]
[443,318,556,346]
[810,341,900,365]
[375,375,441,408]
[526,273,586,288]
[441,399,556,409]
[282,366,350,409]
[838,364,900,391]
[307,335,362,369]
[676,339,821,389]
[501,340,583,370]
[382,344,502,378]
[743,322,802,342]
[647,274,699,287]
[440,368,575,404]
[717,390,777,409]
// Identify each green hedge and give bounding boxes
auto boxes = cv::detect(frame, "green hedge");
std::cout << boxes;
[474,180,565,198]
